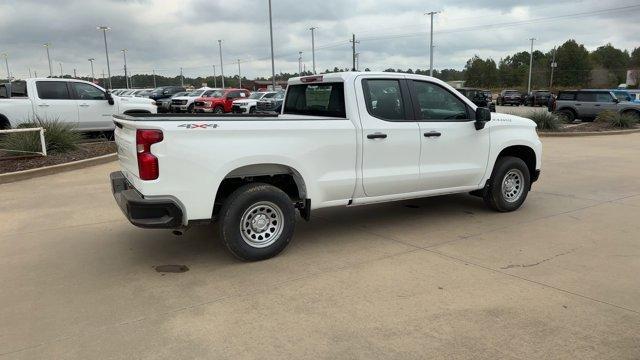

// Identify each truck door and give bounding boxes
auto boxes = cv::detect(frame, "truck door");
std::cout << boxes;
[407,79,490,191]
[357,77,422,197]
[33,81,79,127]
[70,81,113,130]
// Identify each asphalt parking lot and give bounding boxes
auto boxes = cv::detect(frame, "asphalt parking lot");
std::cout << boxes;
[1,133,640,359]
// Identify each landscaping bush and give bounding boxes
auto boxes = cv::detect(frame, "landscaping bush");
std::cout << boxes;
[595,110,639,129]
[0,116,82,155]
[528,111,562,131]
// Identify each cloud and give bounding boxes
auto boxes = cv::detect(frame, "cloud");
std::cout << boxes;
[0,0,638,80]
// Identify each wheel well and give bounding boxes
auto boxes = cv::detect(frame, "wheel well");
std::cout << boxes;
[0,115,10,130]
[213,164,307,218]
[123,110,151,115]
[621,109,640,117]
[557,107,576,115]
[497,145,536,181]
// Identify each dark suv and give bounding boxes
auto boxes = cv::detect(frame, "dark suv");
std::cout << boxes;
[524,90,551,107]
[555,89,640,122]
[149,86,186,101]
[496,90,523,106]
[257,91,285,113]
[456,88,496,112]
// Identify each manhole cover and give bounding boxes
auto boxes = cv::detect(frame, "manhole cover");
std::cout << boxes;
[154,265,189,273]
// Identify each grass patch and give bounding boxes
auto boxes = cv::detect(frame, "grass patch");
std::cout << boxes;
[595,110,639,129]
[528,111,562,131]
[0,116,83,155]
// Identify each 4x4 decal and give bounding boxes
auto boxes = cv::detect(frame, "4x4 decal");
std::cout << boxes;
[178,124,218,129]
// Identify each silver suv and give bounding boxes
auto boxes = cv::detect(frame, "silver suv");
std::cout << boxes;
[555,90,640,122]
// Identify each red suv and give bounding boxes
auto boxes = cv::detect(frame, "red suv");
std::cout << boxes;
[193,89,251,113]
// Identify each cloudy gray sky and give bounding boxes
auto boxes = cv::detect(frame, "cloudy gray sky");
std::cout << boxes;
[1,0,639,80]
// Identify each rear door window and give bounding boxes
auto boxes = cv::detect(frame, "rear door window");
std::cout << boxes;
[36,81,71,100]
[558,92,575,100]
[284,82,346,118]
[576,92,597,102]
[362,79,405,121]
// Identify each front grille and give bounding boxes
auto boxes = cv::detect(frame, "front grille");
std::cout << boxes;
[194,101,204,107]
[172,99,187,105]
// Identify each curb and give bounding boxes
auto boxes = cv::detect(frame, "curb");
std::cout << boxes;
[0,153,117,185]
[538,128,640,137]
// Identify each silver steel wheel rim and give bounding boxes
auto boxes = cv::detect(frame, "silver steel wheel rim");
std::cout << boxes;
[240,201,284,248]
[501,169,525,203]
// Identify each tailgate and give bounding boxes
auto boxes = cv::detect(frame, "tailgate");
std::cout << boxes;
[113,120,139,180]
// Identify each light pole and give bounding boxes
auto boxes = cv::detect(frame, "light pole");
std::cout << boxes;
[97,26,112,89]
[309,27,317,74]
[426,11,440,77]
[213,64,218,88]
[43,43,53,77]
[549,46,557,89]
[59,62,63,77]
[298,52,303,74]
[528,38,535,94]
[350,34,359,71]
[152,69,157,88]
[121,49,129,89]
[180,67,184,87]
[268,0,276,90]
[218,40,225,88]
[88,58,95,82]
[2,53,10,96]
[237,59,242,88]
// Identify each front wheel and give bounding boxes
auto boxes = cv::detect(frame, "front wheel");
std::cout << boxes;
[219,183,296,261]
[213,106,224,114]
[483,156,531,212]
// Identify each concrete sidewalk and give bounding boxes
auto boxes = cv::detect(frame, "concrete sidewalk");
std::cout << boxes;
[1,134,639,359]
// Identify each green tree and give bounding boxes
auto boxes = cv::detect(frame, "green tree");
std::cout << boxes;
[590,43,630,84]
[554,39,591,87]
[464,56,498,87]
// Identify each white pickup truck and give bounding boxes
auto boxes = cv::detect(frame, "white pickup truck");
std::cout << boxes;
[0,78,157,131]
[110,72,542,261]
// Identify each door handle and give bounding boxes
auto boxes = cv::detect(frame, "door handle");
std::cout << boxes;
[594,104,601,107]
[367,132,387,139]
[423,131,442,137]
[38,104,50,107]
[575,103,582,106]
[79,103,90,107]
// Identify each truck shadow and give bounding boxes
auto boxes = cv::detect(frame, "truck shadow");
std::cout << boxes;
[122,193,490,267]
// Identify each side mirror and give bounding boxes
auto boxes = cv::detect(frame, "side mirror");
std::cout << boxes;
[613,97,620,103]
[475,107,491,130]
[106,91,115,105]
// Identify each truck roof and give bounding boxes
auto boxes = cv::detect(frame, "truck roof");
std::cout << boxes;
[287,71,440,85]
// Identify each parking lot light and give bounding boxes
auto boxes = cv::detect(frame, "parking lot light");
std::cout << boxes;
[218,40,225,88]
[88,58,95,82]
[43,43,53,77]
[97,26,112,89]
[268,0,276,90]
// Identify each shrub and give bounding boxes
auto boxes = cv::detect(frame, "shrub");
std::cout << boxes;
[596,110,639,129]
[0,116,83,155]
[528,111,562,131]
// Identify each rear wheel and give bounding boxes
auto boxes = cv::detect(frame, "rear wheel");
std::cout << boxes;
[218,183,296,261]
[249,106,256,114]
[483,156,531,212]
[214,106,224,114]
[557,108,575,123]
[187,104,194,113]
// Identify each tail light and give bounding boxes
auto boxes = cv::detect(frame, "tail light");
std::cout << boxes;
[136,129,163,180]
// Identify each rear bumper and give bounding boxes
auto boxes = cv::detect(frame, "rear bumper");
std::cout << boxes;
[110,171,183,229]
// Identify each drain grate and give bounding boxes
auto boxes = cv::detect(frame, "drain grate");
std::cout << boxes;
[154,265,189,273]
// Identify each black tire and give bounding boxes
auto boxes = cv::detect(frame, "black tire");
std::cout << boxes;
[557,108,575,123]
[214,106,224,114]
[0,116,10,130]
[187,104,194,113]
[622,109,640,120]
[249,106,256,114]
[219,183,296,261]
[483,156,531,212]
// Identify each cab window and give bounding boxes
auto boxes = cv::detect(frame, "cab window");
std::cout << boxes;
[411,81,469,121]
[72,82,106,100]
[284,82,346,118]
[362,79,405,121]
[36,81,71,100]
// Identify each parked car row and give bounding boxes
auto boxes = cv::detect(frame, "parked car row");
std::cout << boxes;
[553,89,640,122]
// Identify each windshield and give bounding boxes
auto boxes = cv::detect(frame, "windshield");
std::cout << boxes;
[249,92,265,99]
[187,90,205,97]
[613,91,631,101]
[171,92,188,98]
[208,90,224,98]
[263,92,277,99]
